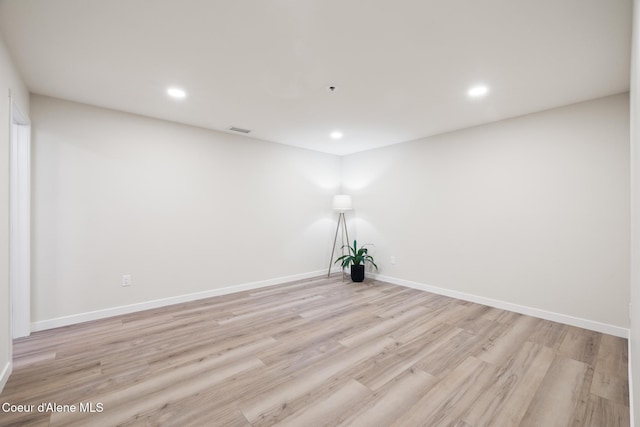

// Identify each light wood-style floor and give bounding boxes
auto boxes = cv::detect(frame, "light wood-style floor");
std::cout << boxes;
[0,276,630,426]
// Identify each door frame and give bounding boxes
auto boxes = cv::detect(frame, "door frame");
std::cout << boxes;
[9,96,31,339]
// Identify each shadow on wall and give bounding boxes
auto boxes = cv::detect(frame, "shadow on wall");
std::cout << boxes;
[342,150,395,192]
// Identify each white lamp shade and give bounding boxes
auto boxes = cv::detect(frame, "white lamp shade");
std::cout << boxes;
[332,194,352,211]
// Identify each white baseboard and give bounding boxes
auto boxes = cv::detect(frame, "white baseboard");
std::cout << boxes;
[31,269,338,332]
[0,360,12,394]
[30,269,629,339]
[373,274,630,338]
[629,341,635,427]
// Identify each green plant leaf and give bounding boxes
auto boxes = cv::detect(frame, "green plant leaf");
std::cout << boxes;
[335,239,377,270]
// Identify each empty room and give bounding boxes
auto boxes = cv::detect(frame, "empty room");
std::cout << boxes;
[0,0,639,426]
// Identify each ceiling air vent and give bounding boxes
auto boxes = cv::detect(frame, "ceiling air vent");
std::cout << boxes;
[229,126,252,134]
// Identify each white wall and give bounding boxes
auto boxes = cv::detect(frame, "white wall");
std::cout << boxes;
[0,36,29,391]
[343,94,630,331]
[31,95,340,325]
[630,0,640,423]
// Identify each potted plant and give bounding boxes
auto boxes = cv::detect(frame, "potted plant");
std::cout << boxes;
[335,240,378,282]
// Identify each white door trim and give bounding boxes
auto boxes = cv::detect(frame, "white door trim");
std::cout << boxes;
[9,97,31,339]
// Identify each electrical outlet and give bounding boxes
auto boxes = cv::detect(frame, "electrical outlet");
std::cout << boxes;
[122,274,131,287]
[390,256,396,265]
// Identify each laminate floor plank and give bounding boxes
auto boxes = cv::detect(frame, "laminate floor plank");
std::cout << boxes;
[519,356,588,427]
[581,395,630,427]
[338,305,428,347]
[590,334,630,405]
[355,324,461,391]
[526,319,569,350]
[51,357,265,427]
[0,275,629,426]
[476,315,541,365]
[336,369,435,427]
[463,341,555,427]
[414,330,484,377]
[273,379,371,427]
[296,288,380,319]
[389,356,493,427]
[240,336,396,423]
[558,326,602,366]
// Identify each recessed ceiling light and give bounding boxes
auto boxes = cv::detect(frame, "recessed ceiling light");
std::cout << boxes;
[468,85,489,98]
[167,87,186,99]
[330,131,343,139]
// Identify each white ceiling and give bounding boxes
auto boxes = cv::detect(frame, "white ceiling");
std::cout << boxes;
[0,0,632,155]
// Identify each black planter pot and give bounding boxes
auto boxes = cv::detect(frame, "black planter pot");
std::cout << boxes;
[350,264,365,282]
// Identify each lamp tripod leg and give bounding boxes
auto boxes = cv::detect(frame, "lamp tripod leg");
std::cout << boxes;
[343,212,350,251]
[340,213,348,281]
[328,214,341,278]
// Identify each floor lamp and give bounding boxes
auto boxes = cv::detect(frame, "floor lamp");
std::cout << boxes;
[328,194,352,278]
